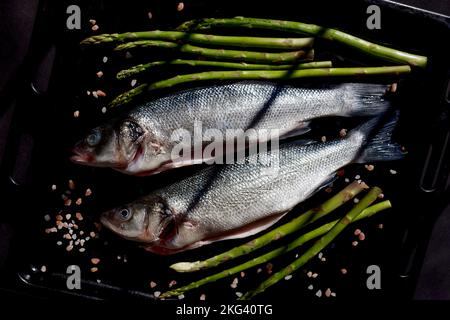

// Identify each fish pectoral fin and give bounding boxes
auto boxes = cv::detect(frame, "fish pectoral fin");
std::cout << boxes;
[280,121,311,139]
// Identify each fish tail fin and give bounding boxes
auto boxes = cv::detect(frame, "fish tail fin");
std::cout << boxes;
[343,83,391,117]
[352,110,405,163]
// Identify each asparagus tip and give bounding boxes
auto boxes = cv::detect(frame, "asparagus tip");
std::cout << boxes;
[170,261,199,273]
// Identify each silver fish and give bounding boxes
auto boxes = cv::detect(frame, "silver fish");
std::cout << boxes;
[100,115,402,255]
[72,82,390,175]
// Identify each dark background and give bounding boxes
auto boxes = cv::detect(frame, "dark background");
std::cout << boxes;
[0,0,449,302]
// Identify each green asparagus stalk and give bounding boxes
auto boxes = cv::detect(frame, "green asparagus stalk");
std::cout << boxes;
[81,31,314,50]
[109,66,411,108]
[239,187,382,300]
[116,60,333,80]
[177,17,427,68]
[170,181,367,273]
[114,41,314,65]
[160,200,390,299]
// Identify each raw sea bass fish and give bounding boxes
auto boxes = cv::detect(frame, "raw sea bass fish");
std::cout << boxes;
[72,82,391,176]
[101,115,403,255]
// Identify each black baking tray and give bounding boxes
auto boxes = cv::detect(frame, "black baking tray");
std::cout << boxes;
[0,0,449,303]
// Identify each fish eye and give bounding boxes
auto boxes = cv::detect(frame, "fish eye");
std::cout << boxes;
[86,129,101,147]
[117,208,132,221]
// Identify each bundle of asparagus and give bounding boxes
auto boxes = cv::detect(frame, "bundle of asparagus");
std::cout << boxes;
[159,183,388,300]
[81,17,426,109]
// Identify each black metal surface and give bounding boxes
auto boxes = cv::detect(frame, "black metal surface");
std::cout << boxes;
[0,0,449,303]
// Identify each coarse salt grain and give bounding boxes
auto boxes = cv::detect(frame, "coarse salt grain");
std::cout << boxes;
[40,265,47,273]
[235,292,243,298]
[354,198,360,203]
[96,71,103,78]
[365,164,375,171]
[102,56,108,63]
[96,90,106,97]
[321,257,326,262]
[79,248,86,253]
[87,91,91,95]
[200,294,206,300]
[76,198,82,205]
[312,273,318,278]
[355,175,361,180]
[331,292,336,297]
[89,19,96,25]
[66,245,73,252]
[315,290,322,297]
[240,271,245,278]
[308,284,313,290]
[378,223,384,229]
[51,184,57,191]
[44,214,51,222]
[325,288,332,297]
[131,79,137,87]
[125,51,132,59]
[307,271,313,278]
[340,268,347,275]
[73,110,80,118]
[390,169,397,175]
[177,2,184,11]
[91,25,99,31]
[147,12,153,19]
[178,294,185,300]
[169,280,177,288]
[56,241,62,246]
[284,275,293,280]
[378,193,385,199]
[352,240,359,247]
[154,291,161,298]
[318,252,323,259]
[92,91,98,98]
[65,214,71,220]
[339,128,347,137]
[358,232,366,241]
[75,212,83,221]
[90,267,98,273]
[64,199,72,206]
[150,281,157,288]
[321,136,326,142]
[68,180,75,190]
[257,268,262,274]
[345,178,350,183]
[90,231,96,238]
[101,107,107,114]
[85,188,92,196]
[354,229,361,236]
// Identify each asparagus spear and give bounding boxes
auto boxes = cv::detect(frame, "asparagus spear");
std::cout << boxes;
[81,31,314,50]
[109,65,411,108]
[160,200,391,299]
[116,60,333,80]
[239,187,382,300]
[170,181,367,273]
[114,41,314,65]
[177,17,427,68]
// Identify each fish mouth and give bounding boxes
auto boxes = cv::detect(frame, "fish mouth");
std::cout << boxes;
[70,148,93,164]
